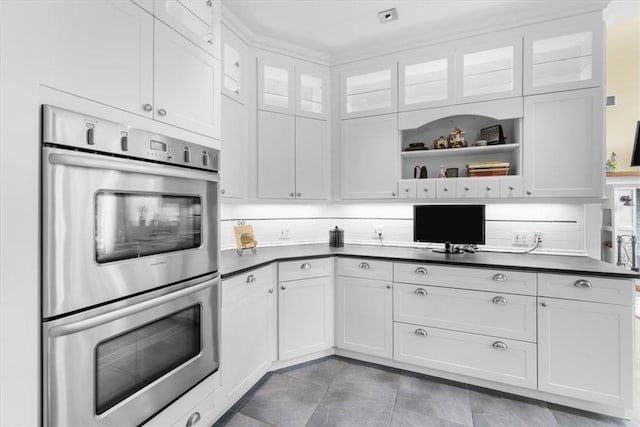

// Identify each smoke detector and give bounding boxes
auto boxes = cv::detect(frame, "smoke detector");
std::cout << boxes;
[378,8,398,23]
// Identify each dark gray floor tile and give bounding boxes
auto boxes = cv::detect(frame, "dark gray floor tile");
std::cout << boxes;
[281,357,346,388]
[395,375,473,426]
[239,374,326,427]
[390,408,467,427]
[328,361,401,404]
[306,388,393,427]
[549,404,635,427]
[470,390,557,427]
[221,412,275,427]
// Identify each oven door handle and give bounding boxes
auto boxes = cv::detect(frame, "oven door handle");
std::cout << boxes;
[48,152,219,182]
[48,278,217,338]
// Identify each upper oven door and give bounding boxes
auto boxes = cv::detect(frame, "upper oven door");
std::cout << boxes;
[42,146,219,318]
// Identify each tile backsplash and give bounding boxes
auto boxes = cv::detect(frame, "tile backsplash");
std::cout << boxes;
[220,202,587,255]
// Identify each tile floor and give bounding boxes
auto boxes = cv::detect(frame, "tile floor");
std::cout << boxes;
[214,351,640,427]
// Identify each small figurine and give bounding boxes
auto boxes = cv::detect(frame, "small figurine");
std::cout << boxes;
[438,165,446,178]
[606,152,618,171]
[448,127,467,148]
[433,136,448,149]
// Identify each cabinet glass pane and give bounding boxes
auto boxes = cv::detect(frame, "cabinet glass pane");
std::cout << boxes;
[263,65,289,108]
[532,32,592,64]
[404,59,448,105]
[346,70,391,95]
[346,89,391,113]
[405,80,448,104]
[532,56,592,87]
[464,68,513,97]
[300,74,323,114]
[223,43,240,82]
[223,75,240,96]
[464,46,513,76]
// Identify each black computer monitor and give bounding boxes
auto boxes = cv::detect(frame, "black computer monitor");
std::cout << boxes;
[413,204,485,253]
[630,121,640,167]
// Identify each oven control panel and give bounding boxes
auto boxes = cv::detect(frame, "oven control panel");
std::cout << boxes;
[42,105,219,172]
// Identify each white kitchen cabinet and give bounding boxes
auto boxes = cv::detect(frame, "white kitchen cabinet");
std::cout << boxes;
[296,63,329,120]
[538,297,633,407]
[258,56,295,114]
[397,180,417,199]
[435,179,456,199]
[221,25,246,103]
[416,179,437,199]
[336,276,393,358]
[523,88,603,198]
[524,14,603,95]
[154,0,220,59]
[257,112,328,200]
[399,51,455,111]
[456,179,478,199]
[39,0,154,118]
[220,95,247,199]
[341,61,398,119]
[475,177,501,199]
[499,176,524,198]
[278,275,333,361]
[456,38,522,104]
[221,267,276,405]
[154,20,221,138]
[341,114,399,199]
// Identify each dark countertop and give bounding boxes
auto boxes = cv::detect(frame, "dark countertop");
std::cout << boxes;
[220,243,640,280]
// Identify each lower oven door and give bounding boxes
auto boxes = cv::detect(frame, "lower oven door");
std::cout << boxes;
[42,146,219,318]
[43,275,218,427]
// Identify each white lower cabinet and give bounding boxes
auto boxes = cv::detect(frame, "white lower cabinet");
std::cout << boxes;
[221,266,276,404]
[278,275,333,360]
[336,276,393,358]
[537,297,633,407]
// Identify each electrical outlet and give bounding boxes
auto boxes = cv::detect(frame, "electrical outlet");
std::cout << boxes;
[533,232,543,246]
[279,229,290,240]
[512,232,543,246]
[372,225,384,239]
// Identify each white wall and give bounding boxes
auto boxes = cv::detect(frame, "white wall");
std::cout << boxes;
[221,201,588,255]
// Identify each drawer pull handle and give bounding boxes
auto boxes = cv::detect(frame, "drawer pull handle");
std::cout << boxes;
[268,289,274,294]
[359,262,370,269]
[492,296,508,305]
[246,274,255,284]
[414,288,428,296]
[414,329,427,337]
[300,262,311,270]
[492,341,508,351]
[540,301,548,307]
[574,279,593,288]
[280,285,286,290]
[414,267,428,275]
[492,273,507,282]
[186,411,201,427]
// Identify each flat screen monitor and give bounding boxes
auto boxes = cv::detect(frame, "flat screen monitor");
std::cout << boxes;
[413,205,485,250]
[630,121,640,167]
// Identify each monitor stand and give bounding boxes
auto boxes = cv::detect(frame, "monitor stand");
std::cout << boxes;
[432,242,463,254]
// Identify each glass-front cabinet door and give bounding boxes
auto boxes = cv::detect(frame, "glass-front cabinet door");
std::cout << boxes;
[221,25,246,103]
[523,14,602,95]
[341,61,398,119]
[455,38,522,104]
[399,52,455,111]
[258,56,295,114]
[296,63,329,120]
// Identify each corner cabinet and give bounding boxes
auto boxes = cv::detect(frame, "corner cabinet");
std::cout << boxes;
[341,113,399,199]
[523,88,604,198]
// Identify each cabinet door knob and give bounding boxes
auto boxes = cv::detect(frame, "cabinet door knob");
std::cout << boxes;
[392,192,396,197]
[414,328,428,337]
[574,279,593,288]
[444,187,448,192]
[526,190,533,195]
[246,274,255,284]
[386,285,391,289]
[492,296,508,305]
[492,273,507,282]
[358,262,370,269]
[415,267,428,275]
[486,186,492,191]
[234,88,240,95]
[405,188,409,192]
[221,189,226,195]
[143,103,153,112]
[158,108,167,116]
[464,187,469,191]
[492,341,508,351]
[289,192,295,197]
[300,262,311,270]
[424,188,429,192]
[186,411,201,427]
[540,301,548,307]
[297,192,302,197]
[206,0,212,7]
[414,287,427,296]
[280,285,286,290]
[509,185,515,190]
[268,288,274,294]
[234,60,240,68]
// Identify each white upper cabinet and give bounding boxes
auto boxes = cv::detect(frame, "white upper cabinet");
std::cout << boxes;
[456,38,523,103]
[399,52,455,111]
[523,15,603,95]
[221,95,247,199]
[523,87,603,198]
[258,56,295,114]
[221,25,246,103]
[258,110,296,199]
[341,61,398,119]
[154,21,221,138]
[154,0,220,59]
[296,63,329,120]
[39,0,154,118]
[296,117,329,199]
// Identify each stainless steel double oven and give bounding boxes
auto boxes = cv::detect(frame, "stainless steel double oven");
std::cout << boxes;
[41,106,220,426]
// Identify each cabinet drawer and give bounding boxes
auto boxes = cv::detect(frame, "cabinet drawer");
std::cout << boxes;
[394,284,537,342]
[394,322,537,389]
[222,265,273,308]
[337,258,393,281]
[393,263,537,295]
[279,257,331,282]
[538,273,634,305]
[171,390,216,427]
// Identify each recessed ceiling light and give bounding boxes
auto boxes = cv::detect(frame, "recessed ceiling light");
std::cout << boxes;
[378,8,398,23]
